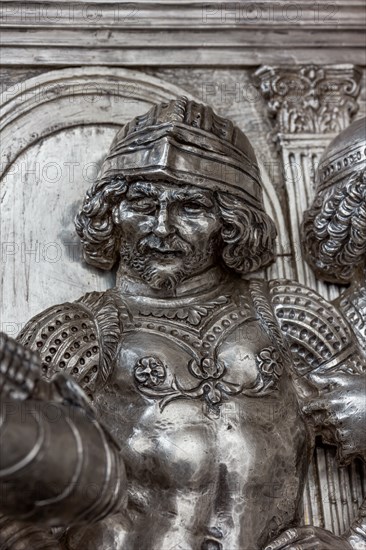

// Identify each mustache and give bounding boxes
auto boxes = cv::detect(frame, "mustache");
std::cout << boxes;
[137,234,192,255]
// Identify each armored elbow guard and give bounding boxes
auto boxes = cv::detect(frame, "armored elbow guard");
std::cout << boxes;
[0,332,127,527]
[0,397,127,527]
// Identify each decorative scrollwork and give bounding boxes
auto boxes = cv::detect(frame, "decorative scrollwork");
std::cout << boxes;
[133,354,243,411]
[254,64,361,136]
[139,295,229,326]
[242,347,284,397]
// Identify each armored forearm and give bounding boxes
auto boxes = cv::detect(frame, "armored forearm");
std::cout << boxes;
[0,332,127,527]
[0,397,127,527]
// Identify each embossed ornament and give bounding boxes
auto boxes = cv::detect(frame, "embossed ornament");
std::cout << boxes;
[134,356,167,387]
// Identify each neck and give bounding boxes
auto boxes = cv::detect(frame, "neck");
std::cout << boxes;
[116,264,228,299]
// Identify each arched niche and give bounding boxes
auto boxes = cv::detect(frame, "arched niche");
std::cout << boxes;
[0,67,288,335]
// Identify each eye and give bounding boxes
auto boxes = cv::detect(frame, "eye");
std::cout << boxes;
[182,201,207,214]
[129,198,156,214]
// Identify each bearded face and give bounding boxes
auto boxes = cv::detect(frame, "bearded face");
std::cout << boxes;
[112,180,222,291]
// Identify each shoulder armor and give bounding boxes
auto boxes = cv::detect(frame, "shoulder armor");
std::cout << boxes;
[17,289,121,398]
[268,279,364,378]
[339,285,366,358]
[269,280,366,461]
[248,279,292,365]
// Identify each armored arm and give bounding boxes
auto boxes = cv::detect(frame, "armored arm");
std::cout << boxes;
[0,331,126,528]
[301,370,366,549]
[269,279,366,462]
[268,279,366,549]
[17,289,120,396]
[335,284,366,549]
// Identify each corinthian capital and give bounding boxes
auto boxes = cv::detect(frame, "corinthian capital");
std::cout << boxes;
[254,64,361,135]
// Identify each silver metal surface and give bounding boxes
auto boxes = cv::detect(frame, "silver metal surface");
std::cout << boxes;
[1,99,365,549]
[0,333,127,539]
[302,117,366,285]
[302,117,366,549]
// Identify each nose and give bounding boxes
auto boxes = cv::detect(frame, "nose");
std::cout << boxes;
[153,204,172,237]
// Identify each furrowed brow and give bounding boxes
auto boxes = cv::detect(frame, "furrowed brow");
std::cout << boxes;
[173,190,214,206]
[127,183,157,199]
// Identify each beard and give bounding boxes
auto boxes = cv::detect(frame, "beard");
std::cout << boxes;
[119,233,217,291]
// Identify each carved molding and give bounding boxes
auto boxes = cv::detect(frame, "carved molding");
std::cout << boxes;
[0,66,198,177]
[253,64,362,296]
[0,1,365,66]
[254,64,362,136]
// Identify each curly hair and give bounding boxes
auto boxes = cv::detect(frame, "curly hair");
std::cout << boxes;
[302,169,366,284]
[75,176,277,276]
[75,176,128,270]
[215,192,277,274]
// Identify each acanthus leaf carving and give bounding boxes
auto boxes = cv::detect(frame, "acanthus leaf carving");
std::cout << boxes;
[254,64,361,136]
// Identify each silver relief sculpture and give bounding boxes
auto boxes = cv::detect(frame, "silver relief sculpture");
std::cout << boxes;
[302,117,366,344]
[302,116,366,548]
[0,98,365,550]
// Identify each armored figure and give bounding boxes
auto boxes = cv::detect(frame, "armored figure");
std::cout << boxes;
[302,116,366,549]
[302,117,366,355]
[1,99,365,549]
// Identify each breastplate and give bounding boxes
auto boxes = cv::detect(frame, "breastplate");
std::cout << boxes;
[85,280,308,550]
[113,279,291,415]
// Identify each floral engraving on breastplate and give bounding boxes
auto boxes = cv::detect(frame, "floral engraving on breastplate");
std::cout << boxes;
[133,354,244,411]
[134,356,167,388]
[132,346,285,411]
[131,291,285,410]
[181,357,243,407]
[242,347,284,397]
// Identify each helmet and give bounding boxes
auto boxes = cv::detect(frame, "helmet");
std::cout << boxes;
[97,96,265,211]
[316,116,366,194]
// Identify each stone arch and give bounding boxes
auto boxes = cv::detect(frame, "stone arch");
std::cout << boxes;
[0,67,289,332]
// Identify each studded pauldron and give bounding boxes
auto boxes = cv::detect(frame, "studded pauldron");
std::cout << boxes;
[17,289,121,398]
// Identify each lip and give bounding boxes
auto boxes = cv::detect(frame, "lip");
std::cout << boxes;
[147,247,184,257]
